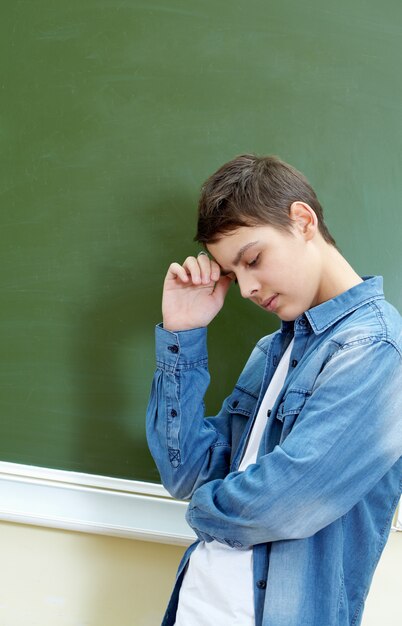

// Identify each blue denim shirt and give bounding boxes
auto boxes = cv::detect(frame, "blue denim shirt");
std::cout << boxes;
[146,275,402,626]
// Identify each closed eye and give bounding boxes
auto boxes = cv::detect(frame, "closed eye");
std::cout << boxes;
[247,253,260,267]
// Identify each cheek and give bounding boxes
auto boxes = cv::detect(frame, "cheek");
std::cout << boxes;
[272,260,299,286]
[275,264,312,301]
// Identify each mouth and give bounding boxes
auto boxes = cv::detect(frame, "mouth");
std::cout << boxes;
[262,294,279,311]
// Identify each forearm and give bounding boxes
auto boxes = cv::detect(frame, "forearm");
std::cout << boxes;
[146,324,232,499]
[187,431,402,548]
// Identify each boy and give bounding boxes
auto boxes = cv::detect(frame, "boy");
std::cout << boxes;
[146,154,402,626]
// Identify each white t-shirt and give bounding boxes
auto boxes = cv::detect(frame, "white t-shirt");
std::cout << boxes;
[174,338,295,626]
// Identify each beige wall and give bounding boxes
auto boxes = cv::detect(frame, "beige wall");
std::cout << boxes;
[0,521,400,625]
[0,521,185,626]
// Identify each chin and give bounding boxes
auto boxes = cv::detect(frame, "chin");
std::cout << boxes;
[278,314,295,322]
[278,307,303,322]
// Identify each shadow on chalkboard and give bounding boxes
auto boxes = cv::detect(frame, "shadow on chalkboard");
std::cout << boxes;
[71,186,196,482]
[73,275,160,481]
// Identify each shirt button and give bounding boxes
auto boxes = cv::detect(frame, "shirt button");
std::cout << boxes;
[267,409,271,417]
[256,580,267,589]
[299,319,307,326]
[291,359,298,367]
[168,345,179,353]
[170,409,177,417]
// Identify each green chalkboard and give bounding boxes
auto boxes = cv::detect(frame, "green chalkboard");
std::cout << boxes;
[1,0,402,482]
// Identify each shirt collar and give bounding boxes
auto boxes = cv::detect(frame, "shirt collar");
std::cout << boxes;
[281,275,385,335]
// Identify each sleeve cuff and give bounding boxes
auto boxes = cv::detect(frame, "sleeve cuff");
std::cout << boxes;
[155,323,208,369]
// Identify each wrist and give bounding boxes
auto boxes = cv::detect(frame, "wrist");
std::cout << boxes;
[162,319,205,332]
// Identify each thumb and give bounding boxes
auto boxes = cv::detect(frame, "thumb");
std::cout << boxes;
[212,275,233,304]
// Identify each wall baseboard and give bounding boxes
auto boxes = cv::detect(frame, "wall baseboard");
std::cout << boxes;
[0,461,196,546]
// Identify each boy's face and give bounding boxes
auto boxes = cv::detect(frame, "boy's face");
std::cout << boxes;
[206,203,323,321]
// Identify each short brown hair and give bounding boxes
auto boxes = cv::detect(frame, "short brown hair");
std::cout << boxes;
[195,154,337,248]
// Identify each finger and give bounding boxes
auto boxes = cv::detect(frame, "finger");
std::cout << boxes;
[210,260,221,282]
[166,262,189,283]
[195,254,221,284]
[196,253,214,284]
[212,274,232,303]
[182,256,203,284]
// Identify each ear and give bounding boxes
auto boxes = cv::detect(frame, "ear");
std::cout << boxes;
[289,201,317,241]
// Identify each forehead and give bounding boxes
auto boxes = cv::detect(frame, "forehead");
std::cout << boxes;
[206,224,297,273]
[207,225,279,256]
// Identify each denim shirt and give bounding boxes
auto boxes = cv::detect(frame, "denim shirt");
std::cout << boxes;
[146,275,402,626]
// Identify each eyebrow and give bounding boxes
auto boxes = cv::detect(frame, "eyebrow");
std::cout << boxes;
[220,241,259,275]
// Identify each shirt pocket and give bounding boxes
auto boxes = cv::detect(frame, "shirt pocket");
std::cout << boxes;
[227,386,257,418]
[276,388,310,444]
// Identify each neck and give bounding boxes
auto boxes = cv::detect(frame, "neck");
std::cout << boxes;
[315,244,363,305]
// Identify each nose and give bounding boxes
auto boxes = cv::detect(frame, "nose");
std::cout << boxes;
[237,275,259,299]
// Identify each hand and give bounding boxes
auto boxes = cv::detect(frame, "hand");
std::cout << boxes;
[162,253,232,332]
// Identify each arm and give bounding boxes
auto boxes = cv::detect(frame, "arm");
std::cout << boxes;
[146,253,234,499]
[146,323,264,499]
[146,323,230,499]
[186,339,402,547]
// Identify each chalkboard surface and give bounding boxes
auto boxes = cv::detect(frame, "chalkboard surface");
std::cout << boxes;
[1,1,401,482]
